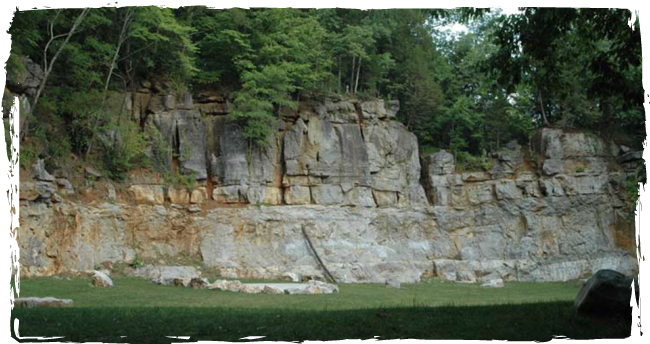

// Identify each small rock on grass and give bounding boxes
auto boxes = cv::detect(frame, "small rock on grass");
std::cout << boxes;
[91,270,113,287]
[15,297,73,308]
[481,279,504,288]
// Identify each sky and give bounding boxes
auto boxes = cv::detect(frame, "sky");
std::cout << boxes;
[441,6,522,35]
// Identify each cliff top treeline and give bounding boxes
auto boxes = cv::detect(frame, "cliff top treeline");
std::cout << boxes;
[4,7,644,176]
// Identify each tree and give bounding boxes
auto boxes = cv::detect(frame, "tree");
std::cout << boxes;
[19,8,90,142]
[228,9,333,146]
[489,8,643,145]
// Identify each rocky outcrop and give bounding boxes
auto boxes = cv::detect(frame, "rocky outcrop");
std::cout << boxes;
[130,86,425,207]
[17,92,641,284]
[420,129,639,283]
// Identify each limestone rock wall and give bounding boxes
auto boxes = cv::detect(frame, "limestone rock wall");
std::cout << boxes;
[421,128,640,282]
[16,88,642,283]
[128,86,426,207]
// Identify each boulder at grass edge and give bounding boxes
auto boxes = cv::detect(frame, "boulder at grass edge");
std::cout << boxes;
[574,269,638,317]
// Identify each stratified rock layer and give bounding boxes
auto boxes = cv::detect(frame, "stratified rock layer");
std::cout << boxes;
[17,91,641,284]
[133,89,426,207]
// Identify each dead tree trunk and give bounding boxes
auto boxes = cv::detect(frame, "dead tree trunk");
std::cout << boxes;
[350,56,356,94]
[85,8,134,157]
[354,57,362,94]
[539,89,550,127]
[302,226,338,284]
[21,8,89,142]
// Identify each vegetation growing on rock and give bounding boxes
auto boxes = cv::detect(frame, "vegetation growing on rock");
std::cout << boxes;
[4,8,644,181]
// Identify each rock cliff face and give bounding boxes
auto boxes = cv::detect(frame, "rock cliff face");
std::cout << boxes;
[128,85,426,207]
[16,88,641,283]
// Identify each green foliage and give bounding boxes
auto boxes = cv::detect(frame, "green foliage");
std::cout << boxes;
[128,255,146,269]
[223,9,334,145]
[8,7,645,168]
[455,151,491,172]
[164,171,197,190]
[15,277,631,341]
[489,8,643,146]
[624,175,640,215]
[101,120,149,180]
[5,53,27,83]
[2,121,39,170]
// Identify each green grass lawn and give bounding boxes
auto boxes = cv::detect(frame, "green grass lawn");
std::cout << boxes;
[12,277,631,342]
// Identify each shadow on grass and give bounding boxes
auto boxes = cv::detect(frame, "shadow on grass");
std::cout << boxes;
[12,301,630,343]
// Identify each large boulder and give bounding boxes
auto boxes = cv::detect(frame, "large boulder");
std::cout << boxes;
[133,266,201,286]
[574,269,636,317]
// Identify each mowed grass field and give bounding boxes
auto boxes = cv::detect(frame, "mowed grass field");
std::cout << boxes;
[12,277,631,343]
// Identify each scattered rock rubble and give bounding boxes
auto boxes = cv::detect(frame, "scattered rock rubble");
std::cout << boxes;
[209,279,339,295]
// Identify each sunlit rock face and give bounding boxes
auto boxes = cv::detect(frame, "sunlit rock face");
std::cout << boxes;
[16,88,640,283]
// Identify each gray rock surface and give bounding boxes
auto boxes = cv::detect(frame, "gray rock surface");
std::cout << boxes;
[491,141,524,178]
[17,96,639,284]
[149,98,428,207]
[619,151,643,164]
[6,56,43,97]
[426,150,455,175]
[32,159,55,182]
[133,266,200,286]
[574,269,635,316]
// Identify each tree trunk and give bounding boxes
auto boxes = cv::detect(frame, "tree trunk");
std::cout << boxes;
[85,8,133,157]
[337,56,341,93]
[538,89,550,127]
[21,8,89,142]
[354,58,362,94]
[350,56,356,94]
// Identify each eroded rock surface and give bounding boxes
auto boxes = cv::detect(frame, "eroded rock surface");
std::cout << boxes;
[138,94,426,207]
[17,95,640,284]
